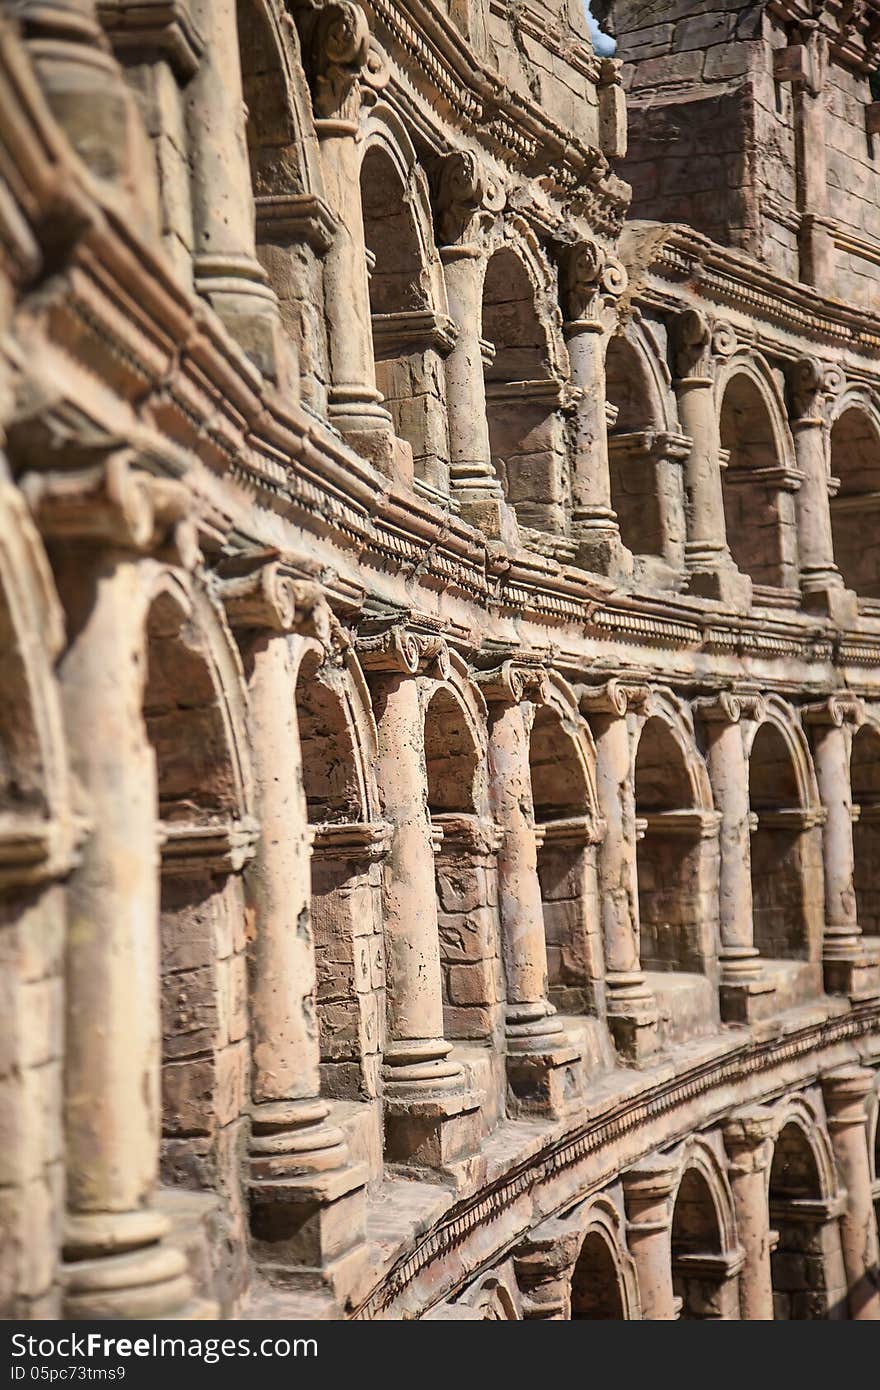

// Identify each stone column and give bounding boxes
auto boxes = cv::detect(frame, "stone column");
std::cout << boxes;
[304,3,393,445]
[221,562,367,1280]
[513,1220,583,1319]
[580,681,659,1062]
[696,693,774,1022]
[623,1160,679,1320]
[478,662,581,1119]
[186,0,284,381]
[822,1067,880,1320]
[671,310,751,609]
[359,627,478,1169]
[30,459,196,1318]
[722,1107,776,1320]
[560,240,632,580]
[787,358,855,623]
[435,152,512,541]
[802,695,876,997]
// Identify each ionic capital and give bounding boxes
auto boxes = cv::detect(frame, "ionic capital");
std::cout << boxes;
[579,678,653,719]
[307,2,386,122]
[220,559,330,640]
[722,1106,776,1174]
[695,690,767,726]
[622,1158,679,1229]
[356,624,450,677]
[433,150,505,247]
[821,1065,876,1128]
[473,659,548,706]
[559,238,627,323]
[801,694,865,728]
[21,452,196,564]
[671,308,736,382]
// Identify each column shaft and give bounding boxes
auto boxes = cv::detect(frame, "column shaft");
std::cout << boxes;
[623,1164,678,1320]
[564,320,630,577]
[723,1111,775,1320]
[822,1068,880,1320]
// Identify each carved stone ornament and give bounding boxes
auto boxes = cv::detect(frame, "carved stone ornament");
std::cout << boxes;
[310,2,371,120]
[220,561,331,640]
[473,660,548,706]
[434,150,506,246]
[801,693,865,727]
[695,690,767,725]
[787,356,825,421]
[356,624,450,676]
[579,678,653,718]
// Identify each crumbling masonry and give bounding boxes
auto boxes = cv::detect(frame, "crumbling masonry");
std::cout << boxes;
[1,0,880,1322]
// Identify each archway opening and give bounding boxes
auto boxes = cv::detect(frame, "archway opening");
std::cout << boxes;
[147,592,250,1289]
[850,724,880,941]
[529,704,599,1015]
[570,1230,627,1319]
[425,687,498,1044]
[749,723,813,961]
[671,1167,734,1319]
[769,1122,846,1319]
[720,373,796,594]
[482,247,564,535]
[296,650,382,1100]
[361,146,450,497]
[830,407,880,599]
[634,717,712,976]
[605,334,683,573]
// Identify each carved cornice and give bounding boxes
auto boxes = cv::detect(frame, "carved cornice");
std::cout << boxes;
[97,0,204,81]
[255,194,338,255]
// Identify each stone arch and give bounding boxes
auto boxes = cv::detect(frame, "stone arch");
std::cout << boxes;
[670,1140,740,1320]
[529,674,603,1015]
[570,1195,640,1320]
[481,227,568,535]
[717,354,800,594]
[240,0,328,404]
[360,109,453,497]
[291,640,385,1099]
[423,656,500,1045]
[147,574,256,1258]
[746,699,824,966]
[828,392,880,599]
[848,713,880,937]
[768,1098,846,1319]
[633,693,720,988]
[0,481,74,1316]
[456,1269,522,1320]
[605,320,685,576]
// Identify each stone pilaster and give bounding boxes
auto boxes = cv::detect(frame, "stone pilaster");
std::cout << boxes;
[435,151,515,542]
[580,680,660,1062]
[696,692,775,1022]
[722,1107,776,1320]
[559,238,633,581]
[822,1067,880,1319]
[671,310,751,609]
[360,626,479,1170]
[303,3,393,447]
[787,358,856,623]
[186,0,286,381]
[222,559,367,1291]
[622,1159,679,1320]
[803,695,880,999]
[30,456,199,1318]
[477,661,582,1119]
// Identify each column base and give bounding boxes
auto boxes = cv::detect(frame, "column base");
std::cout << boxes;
[62,1212,195,1320]
[823,942,880,1000]
[384,1089,482,1170]
[250,1161,369,1292]
[801,579,858,625]
[606,972,661,1062]
[684,558,752,610]
[505,1043,582,1119]
[719,956,777,1024]
[569,517,633,582]
[456,493,519,545]
[194,254,285,384]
